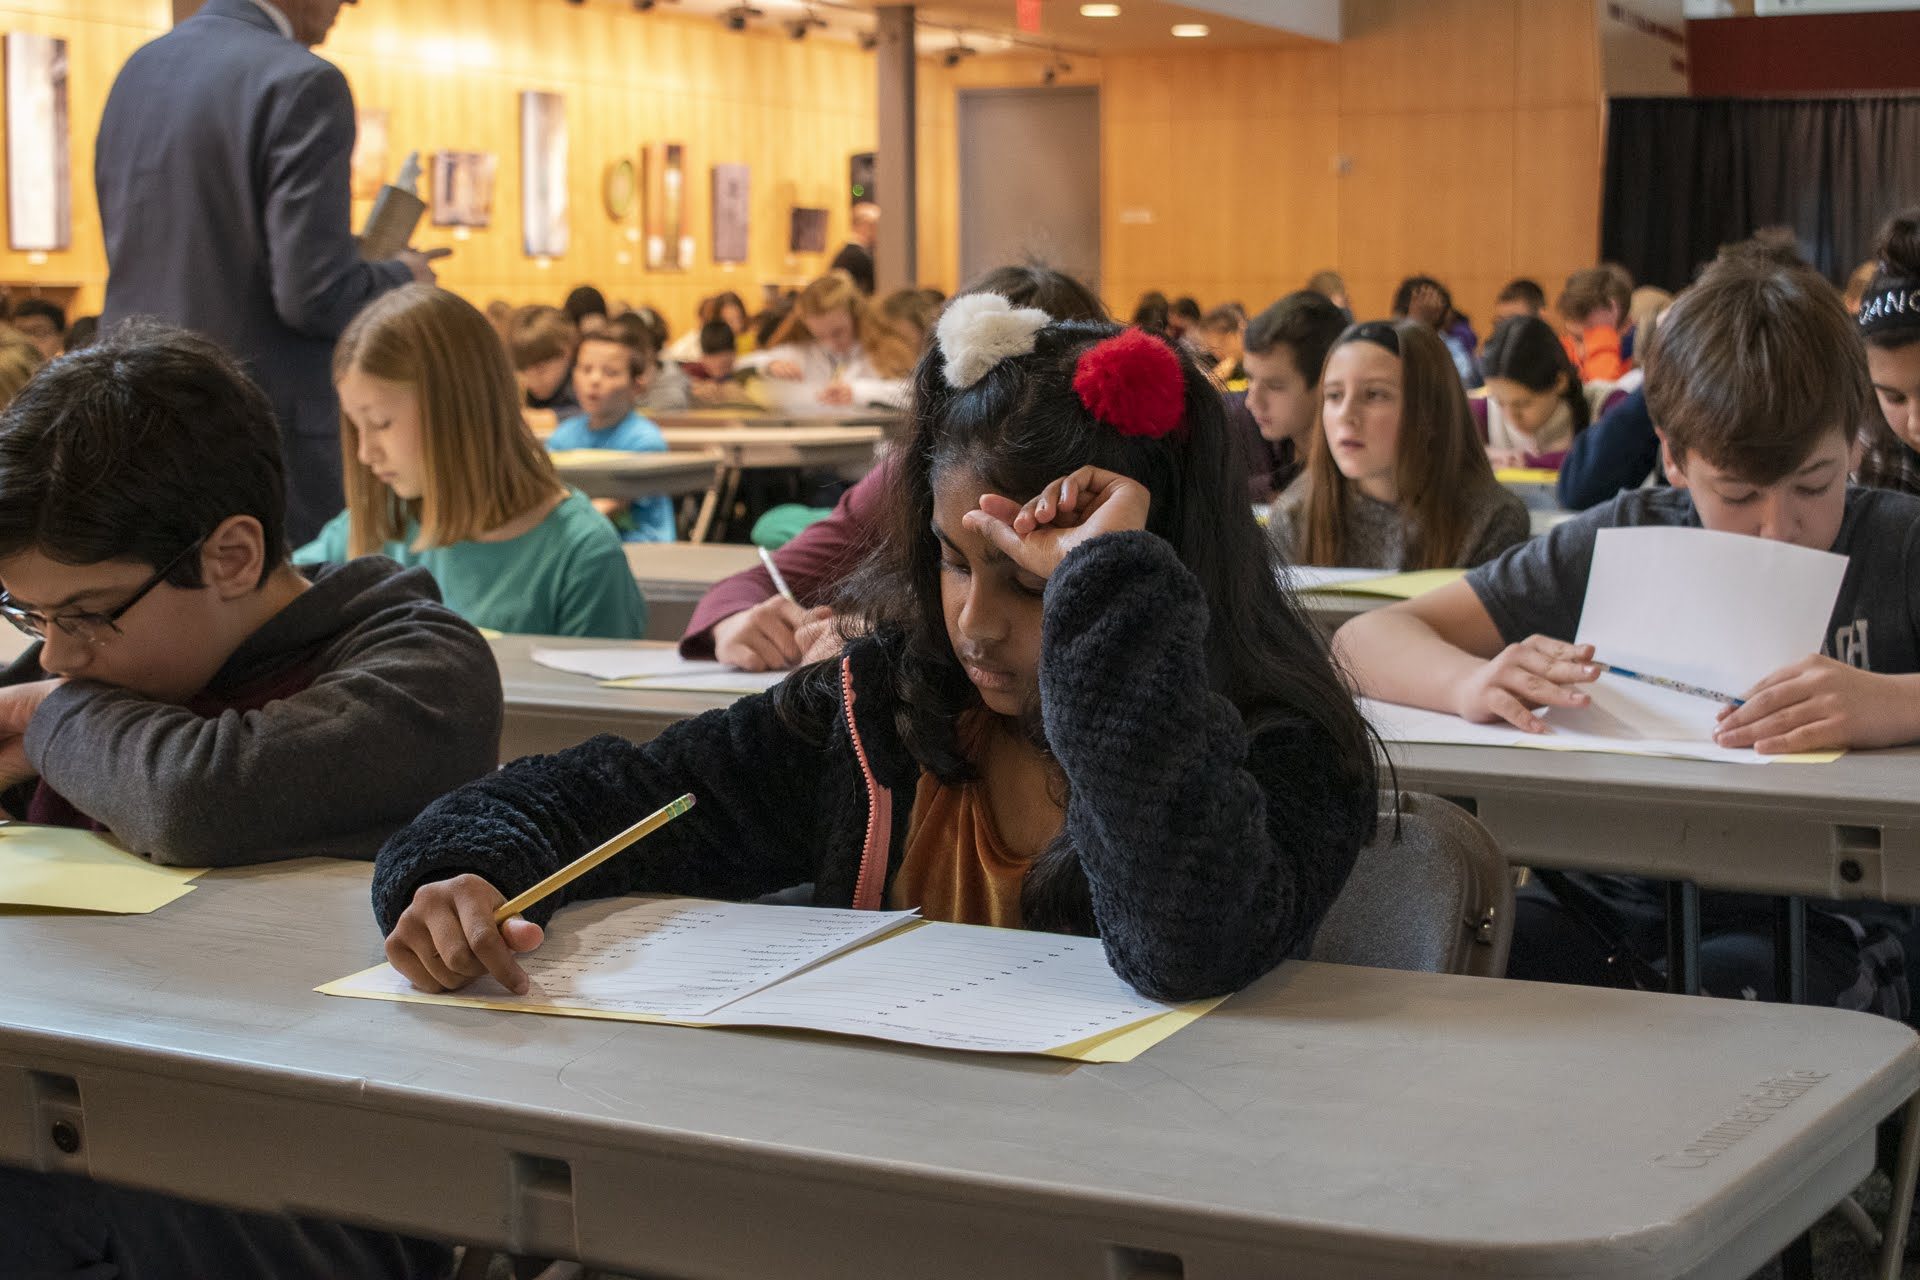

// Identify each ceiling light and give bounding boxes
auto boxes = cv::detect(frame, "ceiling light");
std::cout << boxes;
[1171,23,1209,37]
[1079,3,1121,15]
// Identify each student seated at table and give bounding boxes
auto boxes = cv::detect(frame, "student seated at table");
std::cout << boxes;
[507,304,579,432]
[543,319,678,545]
[1334,251,1920,1008]
[1241,290,1349,500]
[1267,319,1529,570]
[880,286,939,358]
[664,291,749,363]
[1201,303,1247,385]
[563,283,608,337]
[0,319,500,868]
[742,272,913,410]
[0,324,504,1280]
[0,327,45,406]
[1481,315,1589,470]
[1492,278,1546,323]
[11,297,65,361]
[375,302,1379,1007]
[1854,207,1920,498]
[1557,267,1631,382]
[297,285,645,639]
[681,264,1109,670]
[1393,275,1481,389]
[679,319,749,406]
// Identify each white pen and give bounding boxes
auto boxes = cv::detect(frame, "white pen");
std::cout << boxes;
[759,546,799,605]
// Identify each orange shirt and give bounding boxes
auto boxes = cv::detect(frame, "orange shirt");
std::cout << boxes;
[887,767,1039,928]
[1562,325,1628,382]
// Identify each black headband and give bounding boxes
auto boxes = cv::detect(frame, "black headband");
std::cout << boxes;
[1860,277,1920,339]
[1346,320,1401,356]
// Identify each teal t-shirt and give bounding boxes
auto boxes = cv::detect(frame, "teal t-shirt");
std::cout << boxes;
[294,489,646,639]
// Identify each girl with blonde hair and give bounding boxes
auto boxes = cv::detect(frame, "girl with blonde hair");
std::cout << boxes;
[743,271,914,408]
[295,284,644,638]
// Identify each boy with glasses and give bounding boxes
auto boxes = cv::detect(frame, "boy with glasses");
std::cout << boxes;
[0,321,502,868]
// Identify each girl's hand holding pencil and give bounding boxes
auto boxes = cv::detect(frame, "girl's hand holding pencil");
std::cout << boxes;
[384,794,697,996]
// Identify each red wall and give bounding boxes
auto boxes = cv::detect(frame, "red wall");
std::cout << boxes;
[1688,12,1920,95]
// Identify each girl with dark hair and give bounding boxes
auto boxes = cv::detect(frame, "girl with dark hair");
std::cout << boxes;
[1856,208,1920,496]
[1270,319,1529,570]
[682,264,1110,671]
[372,297,1379,1003]
[1480,314,1589,469]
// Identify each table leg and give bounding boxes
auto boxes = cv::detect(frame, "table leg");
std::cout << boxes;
[1880,1092,1920,1280]
[1773,896,1809,1004]
[1666,881,1701,995]
[688,465,725,544]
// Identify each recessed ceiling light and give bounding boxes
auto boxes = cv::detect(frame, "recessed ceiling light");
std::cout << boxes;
[1171,23,1210,37]
[1079,3,1121,15]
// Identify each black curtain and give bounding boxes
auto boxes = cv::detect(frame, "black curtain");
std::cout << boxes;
[1602,96,1920,291]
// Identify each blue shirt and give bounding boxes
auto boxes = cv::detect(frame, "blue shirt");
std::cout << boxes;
[546,409,677,543]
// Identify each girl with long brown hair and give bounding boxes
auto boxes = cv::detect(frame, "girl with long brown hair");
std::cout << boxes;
[1270,318,1529,570]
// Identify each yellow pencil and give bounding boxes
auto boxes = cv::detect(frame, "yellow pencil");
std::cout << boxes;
[492,793,697,924]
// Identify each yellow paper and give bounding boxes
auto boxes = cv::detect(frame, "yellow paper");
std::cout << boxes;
[1519,737,1844,766]
[599,674,781,695]
[476,627,504,640]
[1495,467,1561,485]
[1044,995,1228,1062]
[0,824,203,914]
[1310,568,1466,599]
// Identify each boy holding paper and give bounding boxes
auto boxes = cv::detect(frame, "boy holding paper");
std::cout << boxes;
[1335,250,1920,1004]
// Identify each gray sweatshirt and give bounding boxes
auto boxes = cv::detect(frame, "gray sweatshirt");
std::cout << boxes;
[1268,475,1531,570]
[4,557,502,867]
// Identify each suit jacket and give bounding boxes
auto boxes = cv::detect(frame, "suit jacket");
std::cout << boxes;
[96,0,410,543]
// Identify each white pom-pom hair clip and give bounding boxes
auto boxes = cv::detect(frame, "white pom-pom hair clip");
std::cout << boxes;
[936,292,1051,389]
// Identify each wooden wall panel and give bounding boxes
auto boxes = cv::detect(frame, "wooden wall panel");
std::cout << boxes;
[2,0,1605,340]
[0,0,907,332]
[1100,0,1604,329]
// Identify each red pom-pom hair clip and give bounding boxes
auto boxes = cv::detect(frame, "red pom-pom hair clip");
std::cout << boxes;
[1071,328,1187,439]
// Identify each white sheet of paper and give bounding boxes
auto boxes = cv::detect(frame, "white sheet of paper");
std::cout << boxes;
[530,647,725,682]
[1362,696,1785,765]
[1576,526,1847,696]
[1282,566,1393,592]
[704,921,1184,1054]
[332,897,918,1017]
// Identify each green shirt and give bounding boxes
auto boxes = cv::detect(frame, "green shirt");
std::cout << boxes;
[295,489,646,639]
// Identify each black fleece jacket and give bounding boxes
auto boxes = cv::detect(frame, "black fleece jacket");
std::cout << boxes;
[372,532,1375,1002]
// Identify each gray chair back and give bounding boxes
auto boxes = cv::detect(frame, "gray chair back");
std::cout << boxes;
[1309,792,1513,977]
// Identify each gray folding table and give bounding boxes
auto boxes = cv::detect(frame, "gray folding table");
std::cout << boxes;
[2,858,1917,1279]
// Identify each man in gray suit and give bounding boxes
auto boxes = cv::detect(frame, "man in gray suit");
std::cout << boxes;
[96,0,438,543]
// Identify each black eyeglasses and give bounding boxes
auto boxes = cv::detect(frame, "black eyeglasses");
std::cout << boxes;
[0,537,207,647]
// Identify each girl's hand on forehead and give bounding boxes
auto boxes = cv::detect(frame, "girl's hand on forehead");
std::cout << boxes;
[962,466,1150,581]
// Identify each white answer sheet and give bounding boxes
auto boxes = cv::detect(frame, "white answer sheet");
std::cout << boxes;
[1363,696,1796,765]
[702,921,1184,1053]
[326,899,1190,1055]
[335,898,918,1018]
[531,646,726,682]
[531,646,786,693]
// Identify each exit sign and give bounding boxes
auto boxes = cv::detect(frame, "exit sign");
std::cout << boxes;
[1017,0,1042,32]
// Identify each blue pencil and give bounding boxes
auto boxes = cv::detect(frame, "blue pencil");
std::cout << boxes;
[1599,663,1745,708]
